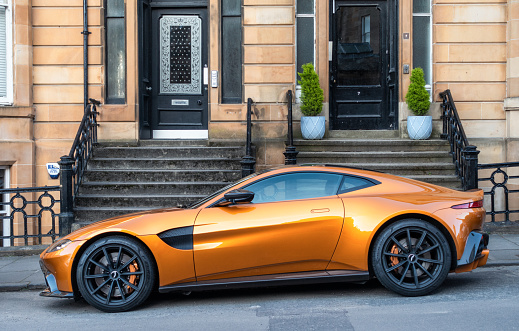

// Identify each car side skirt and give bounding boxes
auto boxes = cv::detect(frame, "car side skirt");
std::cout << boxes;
[158,270,370,293]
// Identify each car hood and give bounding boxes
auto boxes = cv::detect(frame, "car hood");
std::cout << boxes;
[62,207,201,241]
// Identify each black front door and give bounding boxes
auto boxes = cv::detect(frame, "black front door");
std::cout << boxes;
[140,1,208,139]
[330,0,398,130]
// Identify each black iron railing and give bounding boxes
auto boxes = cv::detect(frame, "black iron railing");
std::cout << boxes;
[284,90,298,165]
[59,98,100,234]
[0,186,60,247]
[478,162,519,223]
[240,98,256,177]
[440,89,479,190]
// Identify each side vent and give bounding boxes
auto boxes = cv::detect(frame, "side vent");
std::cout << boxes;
[158,226,194,250]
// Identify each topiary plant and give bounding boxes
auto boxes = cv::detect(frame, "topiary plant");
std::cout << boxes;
[298,63,324,116]
[405,67,430,116]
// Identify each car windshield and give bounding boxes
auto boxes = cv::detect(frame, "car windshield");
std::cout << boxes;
[188,172,258,209]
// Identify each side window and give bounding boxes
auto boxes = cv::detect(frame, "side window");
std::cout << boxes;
[244,173,343,204]
[339,175,376,194]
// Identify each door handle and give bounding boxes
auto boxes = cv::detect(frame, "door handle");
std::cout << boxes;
[311,208,330,213]
[145,86,152,91]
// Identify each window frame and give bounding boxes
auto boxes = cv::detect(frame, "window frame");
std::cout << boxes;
[104,0,127,104]
[0,0,13,105]
[0,166,10,247]
[295,0,316,102]
[361,15,370,43]
[412,0,432,99]
[221,0,243,104]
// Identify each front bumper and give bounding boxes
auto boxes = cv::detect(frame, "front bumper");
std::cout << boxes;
[455,230,489,273]
[39,259,74,298]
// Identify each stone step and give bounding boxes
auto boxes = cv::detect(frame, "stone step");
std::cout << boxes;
[315,163,456,176]
[293,139,450,152]
[78,181,229,195]
[75,194,203,209]
[82,169,242,183]
[87,158,242,170]
[297,151,452,164]
[327,130,400,139]
[401,174,461,188]
[73,207,157,228]
[93,146,245,159]
[137,139,244,147]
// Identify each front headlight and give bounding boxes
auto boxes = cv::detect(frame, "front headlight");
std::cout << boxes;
[47,239,72,253]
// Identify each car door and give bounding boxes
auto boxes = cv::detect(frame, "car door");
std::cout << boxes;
[193,172,345,281]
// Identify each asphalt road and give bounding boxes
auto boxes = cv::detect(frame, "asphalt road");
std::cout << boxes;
[1,265,518,331]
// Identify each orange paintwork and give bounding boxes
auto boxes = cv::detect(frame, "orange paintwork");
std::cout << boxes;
[40,165,488,294]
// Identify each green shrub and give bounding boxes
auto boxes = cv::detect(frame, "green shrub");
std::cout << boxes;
[405,67,430,116]
[298,63,324,116]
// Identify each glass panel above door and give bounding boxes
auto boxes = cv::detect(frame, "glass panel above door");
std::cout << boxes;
[335,6,381,86]
[159,15,202,94]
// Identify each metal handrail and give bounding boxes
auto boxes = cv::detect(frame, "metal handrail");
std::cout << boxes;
[58,98,100,235]
[284,90,298,165]
[439,89,479,190]
[68,98,100,197]
[240,98,256,177]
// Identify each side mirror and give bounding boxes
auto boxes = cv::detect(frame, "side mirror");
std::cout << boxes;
[223,189,255,204]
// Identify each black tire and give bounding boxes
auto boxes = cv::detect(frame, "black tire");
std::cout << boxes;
[76,236,156,312]
[371,219,452,296]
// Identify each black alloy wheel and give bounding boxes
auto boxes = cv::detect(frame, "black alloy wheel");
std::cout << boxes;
[76,236,156,312]
[371,219,452,296]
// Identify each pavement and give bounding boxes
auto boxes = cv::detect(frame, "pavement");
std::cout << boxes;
[0,234,518,292]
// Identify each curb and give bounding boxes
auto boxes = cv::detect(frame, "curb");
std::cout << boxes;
[483,261,519,268]
[0,245,47,257]
[0,283,46,292]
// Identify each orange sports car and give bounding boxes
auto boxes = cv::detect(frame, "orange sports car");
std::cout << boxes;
[39,165,489,312]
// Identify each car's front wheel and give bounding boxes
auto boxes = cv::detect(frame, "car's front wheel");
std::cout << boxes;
[371,219,452,296]
[76,236,156,312]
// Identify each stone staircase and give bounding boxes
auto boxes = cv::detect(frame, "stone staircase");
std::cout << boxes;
[73,140,244,228]
[294,137,460,189]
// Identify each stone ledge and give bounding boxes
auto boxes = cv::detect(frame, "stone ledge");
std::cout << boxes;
[0,107,35,118]
[504,97,519,111]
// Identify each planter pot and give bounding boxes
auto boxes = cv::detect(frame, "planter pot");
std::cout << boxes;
[301,116,325,140]
[407,115,432,140]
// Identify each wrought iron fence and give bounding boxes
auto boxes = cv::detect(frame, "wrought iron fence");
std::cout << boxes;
[440,89,479,190]
[478,162,519,223]
[0,186,60,247]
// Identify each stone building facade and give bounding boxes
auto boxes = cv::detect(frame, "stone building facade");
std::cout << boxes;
[0,0,518,240]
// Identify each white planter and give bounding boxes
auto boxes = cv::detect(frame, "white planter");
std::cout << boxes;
[407,115,432,140]
[301,116,325,140]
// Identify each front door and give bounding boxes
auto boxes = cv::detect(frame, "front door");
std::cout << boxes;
[330,0,398,130]
[140,1,209,139]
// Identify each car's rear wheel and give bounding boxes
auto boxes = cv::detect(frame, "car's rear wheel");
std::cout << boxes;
[76,236,155,312]
[371,219,451,296]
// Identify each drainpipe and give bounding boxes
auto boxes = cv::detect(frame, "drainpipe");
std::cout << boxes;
[82,0,90,111]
